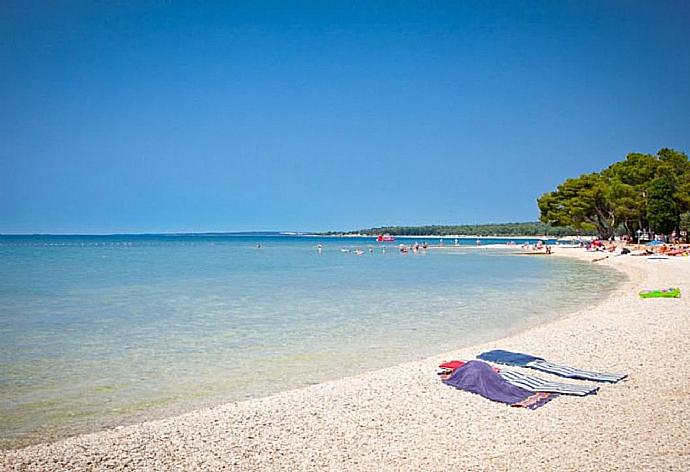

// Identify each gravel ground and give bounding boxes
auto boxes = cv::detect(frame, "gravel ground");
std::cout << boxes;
[3,249,689,471]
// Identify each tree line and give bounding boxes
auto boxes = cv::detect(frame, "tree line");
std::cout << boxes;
[324,222,594,237]
[537,148,690,240]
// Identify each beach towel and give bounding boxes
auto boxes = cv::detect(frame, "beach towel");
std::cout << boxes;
[439,360,599,396]
[442,360,557,409]
[477,350,627,383]
[498,369,599,396]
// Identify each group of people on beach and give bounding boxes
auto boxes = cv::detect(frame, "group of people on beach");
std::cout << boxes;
[520,240,552,254]
[308,238,689,257]
[584,238,690,258]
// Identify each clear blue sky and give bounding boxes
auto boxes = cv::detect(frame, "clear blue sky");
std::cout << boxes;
[2,1,689,233]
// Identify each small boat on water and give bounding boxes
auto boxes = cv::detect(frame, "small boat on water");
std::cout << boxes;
[376,234,395,242]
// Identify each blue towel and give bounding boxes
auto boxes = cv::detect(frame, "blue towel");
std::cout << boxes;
[478,349,542,366]
[478,350,627,383]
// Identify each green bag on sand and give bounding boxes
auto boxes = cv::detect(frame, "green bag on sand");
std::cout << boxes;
[639,287,681,299]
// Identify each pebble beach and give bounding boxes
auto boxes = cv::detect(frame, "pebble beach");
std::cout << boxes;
[2,248,689,471]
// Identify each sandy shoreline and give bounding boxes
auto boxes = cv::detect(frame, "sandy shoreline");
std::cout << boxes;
[3,248,689,471]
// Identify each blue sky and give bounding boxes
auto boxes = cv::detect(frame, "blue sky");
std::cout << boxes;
[1,1,689,233]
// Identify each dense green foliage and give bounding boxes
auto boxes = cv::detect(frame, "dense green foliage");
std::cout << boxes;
[647,177,679,235]
[538,148,690,239]
[325,222,594,237]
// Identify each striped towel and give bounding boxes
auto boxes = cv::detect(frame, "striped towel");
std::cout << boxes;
[477,350,627,383]
[498,369,599,396]
[526,359,626,383]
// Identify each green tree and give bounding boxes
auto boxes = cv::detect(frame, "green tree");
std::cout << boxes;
[605,179,642,237]
[539,148,690,239]
[601,153,657,234]
[537,173,615,239]
[657,148,690,182]
[646,176,678,236]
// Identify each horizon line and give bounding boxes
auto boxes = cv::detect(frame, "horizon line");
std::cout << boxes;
[0,221,553,237]
[0,221,552,237]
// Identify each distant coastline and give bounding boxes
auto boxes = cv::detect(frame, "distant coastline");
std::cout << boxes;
[318,221,596,238]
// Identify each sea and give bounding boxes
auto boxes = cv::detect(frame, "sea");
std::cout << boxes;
[0,233,621,448]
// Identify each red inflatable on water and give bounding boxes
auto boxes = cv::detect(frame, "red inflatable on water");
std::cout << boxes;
[376,235,395,242]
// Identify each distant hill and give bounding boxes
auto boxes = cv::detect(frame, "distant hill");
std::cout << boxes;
[323,222,595,237]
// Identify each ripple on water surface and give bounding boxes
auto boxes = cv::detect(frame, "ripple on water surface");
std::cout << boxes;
[0,236,622,448]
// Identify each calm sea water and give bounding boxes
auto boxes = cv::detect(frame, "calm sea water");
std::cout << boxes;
[0,234,620,448]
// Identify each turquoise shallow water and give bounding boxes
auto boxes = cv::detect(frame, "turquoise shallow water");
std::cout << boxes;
[0,234,620,447]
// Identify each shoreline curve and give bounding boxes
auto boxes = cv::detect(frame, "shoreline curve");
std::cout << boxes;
[3,248,689,471]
